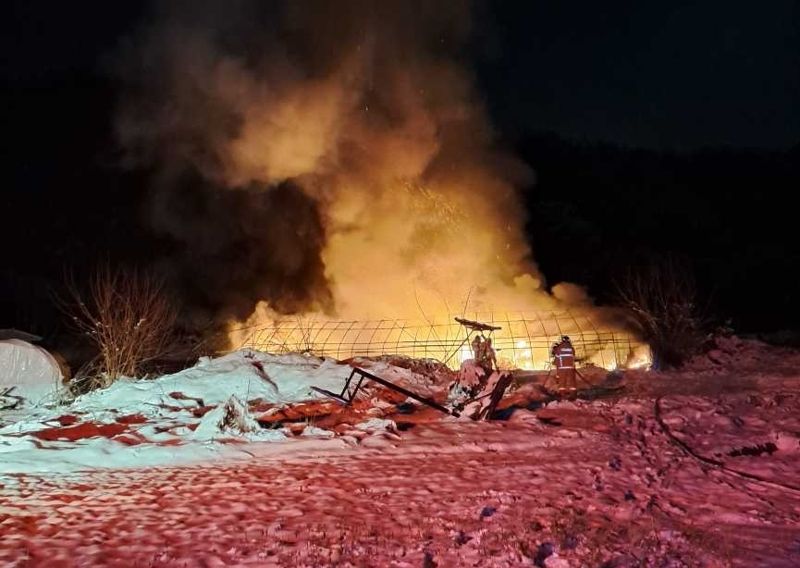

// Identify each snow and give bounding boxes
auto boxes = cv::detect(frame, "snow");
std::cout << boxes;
[0,350,360,474]
[682,334,800,375]
[2,400,798,566]
[191,396,271,441]
[0,350,457,475]
[354,417,397,432]
[1,341,800,565]
[70,350,349,415]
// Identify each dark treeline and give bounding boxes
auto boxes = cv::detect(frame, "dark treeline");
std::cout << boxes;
[517,133,799,334]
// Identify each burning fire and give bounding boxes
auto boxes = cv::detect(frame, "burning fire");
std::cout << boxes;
[116,1,650,370]
[234,311,650,372]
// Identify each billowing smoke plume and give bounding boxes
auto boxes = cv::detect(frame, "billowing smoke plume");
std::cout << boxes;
[116,0,595,333]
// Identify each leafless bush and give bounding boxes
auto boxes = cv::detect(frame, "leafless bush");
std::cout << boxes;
[616,256,706,369]
[58,265,177,390]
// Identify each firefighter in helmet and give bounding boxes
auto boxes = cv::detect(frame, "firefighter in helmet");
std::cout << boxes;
[551,335,577,396]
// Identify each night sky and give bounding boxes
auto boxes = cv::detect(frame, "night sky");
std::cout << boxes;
[478,1,799,149]
[2,1,798,339]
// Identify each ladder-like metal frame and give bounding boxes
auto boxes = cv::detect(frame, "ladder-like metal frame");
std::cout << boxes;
[311,366,461,417]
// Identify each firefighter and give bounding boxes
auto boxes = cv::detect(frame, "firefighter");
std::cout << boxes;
[481,337,498,372]
[471,334,485,362]
[551,335,577,397]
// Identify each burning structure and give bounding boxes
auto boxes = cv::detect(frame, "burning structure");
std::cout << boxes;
[237,312,648,371]
[116,1,650,370]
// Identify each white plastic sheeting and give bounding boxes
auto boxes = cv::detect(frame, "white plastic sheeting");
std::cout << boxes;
[0,339,62,403]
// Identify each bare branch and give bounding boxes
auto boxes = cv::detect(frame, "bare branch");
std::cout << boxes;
[615,255,706,369]
[57,264,177,390]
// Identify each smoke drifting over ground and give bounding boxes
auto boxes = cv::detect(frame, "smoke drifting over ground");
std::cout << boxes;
[116,0,592,331]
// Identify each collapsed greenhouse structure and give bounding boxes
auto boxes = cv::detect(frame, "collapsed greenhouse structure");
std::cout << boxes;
[237,311,651,371]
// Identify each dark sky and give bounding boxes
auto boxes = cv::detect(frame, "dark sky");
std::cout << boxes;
[475,1,799,149]
[4,1,798,150]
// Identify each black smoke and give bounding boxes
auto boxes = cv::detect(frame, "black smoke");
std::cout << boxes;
[148,168,332,327]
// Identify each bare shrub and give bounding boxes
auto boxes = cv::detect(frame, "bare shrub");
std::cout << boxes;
[58,265,177,390]
[616,255,706,369]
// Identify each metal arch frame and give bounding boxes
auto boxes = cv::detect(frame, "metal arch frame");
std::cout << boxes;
[310,366,460,417]
[241,311,646,371]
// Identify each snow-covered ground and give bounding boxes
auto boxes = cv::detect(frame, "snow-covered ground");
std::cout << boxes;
[0,351,418,474]
[1,341,800,566]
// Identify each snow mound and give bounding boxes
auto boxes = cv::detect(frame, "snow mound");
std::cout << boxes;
[683,335,800,374]
[71,350,350,416]
[0,351,358,473]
